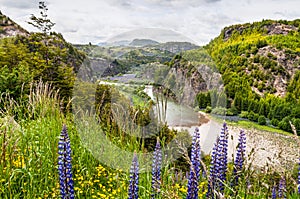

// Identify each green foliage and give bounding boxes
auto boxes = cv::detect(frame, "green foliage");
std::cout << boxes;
[94,84,176,151]
[278,116,293,132]
[239,111,249,119]
[258,115,267,125]
[187,19,300,133]
[247,111,259,122]
[288,70,300,99]
[0,32,85,109]
[196,92,211,109]
[211,106,227,115]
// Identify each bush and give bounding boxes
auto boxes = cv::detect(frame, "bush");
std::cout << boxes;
[228,106,239,115]
[211,107,227,115]
[239,111,249,119]
[205,106,212,113]
[292,118,300,135]
[247,111,259,122]
[271,118,279,126]
[258,115,266,125]
[278,117,292,132]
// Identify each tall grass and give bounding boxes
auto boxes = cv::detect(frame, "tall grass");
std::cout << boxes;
[0,81,299,198]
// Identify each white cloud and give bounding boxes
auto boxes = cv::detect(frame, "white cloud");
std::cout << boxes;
[1,0,300,45]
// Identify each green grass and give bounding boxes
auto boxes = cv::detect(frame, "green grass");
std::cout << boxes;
[211,115,292,136]
[229,120,291,136]
[0,81,299,198]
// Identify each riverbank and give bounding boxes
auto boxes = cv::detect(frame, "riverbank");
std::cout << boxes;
[143,83,299,171]
[228,124,299,171]
[205,113,299,171]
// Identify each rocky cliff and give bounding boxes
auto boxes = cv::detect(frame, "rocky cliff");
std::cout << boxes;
[0,11,28,38]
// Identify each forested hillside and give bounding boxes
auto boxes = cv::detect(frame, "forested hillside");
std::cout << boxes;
[0,11,86,108]
[184,19,300,133]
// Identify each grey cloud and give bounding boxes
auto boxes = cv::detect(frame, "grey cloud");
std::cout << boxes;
[63,28,78,33]
[274,11,286,17]
[1,0,39,9]
[121,2,132,7]
[204,0,221,3]
[106,0,132,8]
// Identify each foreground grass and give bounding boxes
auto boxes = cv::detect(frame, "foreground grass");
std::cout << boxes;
[0,82,299,198]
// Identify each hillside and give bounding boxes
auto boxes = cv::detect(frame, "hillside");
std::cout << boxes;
[129,38,159,47]
[204,19,300,97]
[0,12,86,105]
[0,11,28,38]
[180,19,300,133]
[74,41,198,79]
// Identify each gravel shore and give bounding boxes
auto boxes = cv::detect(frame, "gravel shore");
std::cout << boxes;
[227,124,299,172]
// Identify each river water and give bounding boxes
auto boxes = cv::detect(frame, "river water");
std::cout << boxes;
[144,85,223,154]
[98,82,243,158]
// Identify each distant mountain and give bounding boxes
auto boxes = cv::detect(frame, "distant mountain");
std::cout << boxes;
[129,39,159,47]
[97,40,131,47]
[0,11,29,38]
[107,28,196,44]
[157,42,199,53]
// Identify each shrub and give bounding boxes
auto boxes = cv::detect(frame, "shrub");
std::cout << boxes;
[258,115,266,125]
[211,107,227,115]
[271,118,279,126]
[278,117,292,132]
[248,111,259,122]
[239,111,249,119]
[205,106,212,113]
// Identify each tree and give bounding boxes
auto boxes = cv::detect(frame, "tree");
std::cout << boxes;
[27,1,55,34]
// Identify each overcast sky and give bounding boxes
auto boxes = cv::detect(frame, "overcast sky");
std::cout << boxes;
[1,0,300,45]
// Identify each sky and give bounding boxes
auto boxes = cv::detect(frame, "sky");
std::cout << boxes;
[1,0,300,45]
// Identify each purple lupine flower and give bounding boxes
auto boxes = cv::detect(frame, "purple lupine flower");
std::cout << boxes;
[233,130,246,185]
[278,177,286,199]
[151,138,162,199]
[298,158,300,194]
[128,153,139,199]
[216,123,228,192]
[272,186,277,199]
[207,140,219,198]
[58,124,74,199]
[207,123,229,198]
[186,127,201,199]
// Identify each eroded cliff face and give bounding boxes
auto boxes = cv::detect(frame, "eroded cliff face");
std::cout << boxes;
[164,57,207,106]
[0,11,29,38]
[256,46,300,96]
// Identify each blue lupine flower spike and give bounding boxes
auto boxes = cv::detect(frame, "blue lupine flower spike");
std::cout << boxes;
[128,153,139,199]
[233,130,246,186]
[151,138,162,199]
[207,123,229,198]
[58,124,74,199]
[186,127,201,199]
[298,157,300,194]
[278,177,286,199]
[272,186,277,199]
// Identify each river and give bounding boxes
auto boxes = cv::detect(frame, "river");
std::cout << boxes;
[98,81,298,169]
[98,82,224,154]
[144,85,223,154]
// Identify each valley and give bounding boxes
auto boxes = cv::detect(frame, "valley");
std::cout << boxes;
[0,7,300,198]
